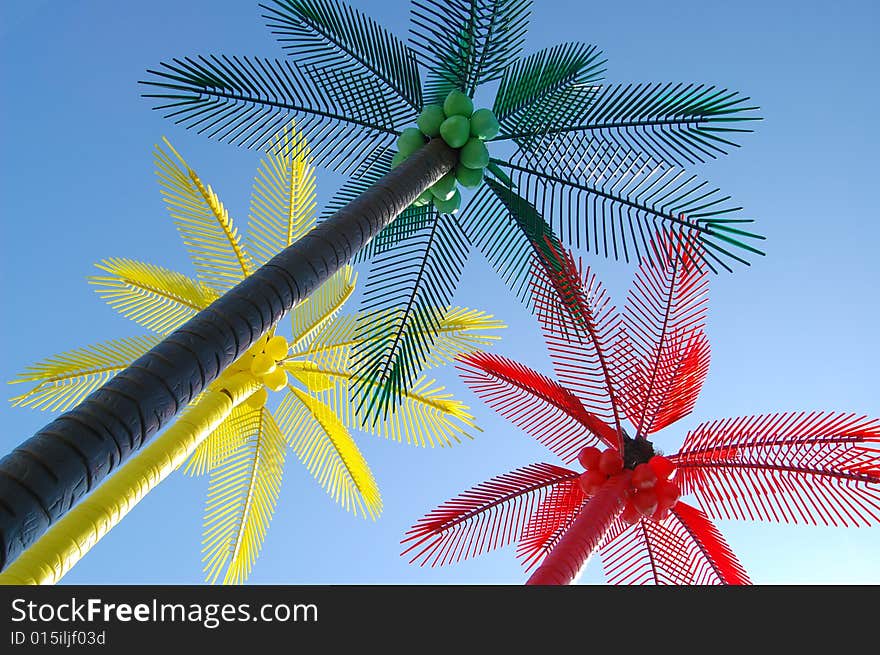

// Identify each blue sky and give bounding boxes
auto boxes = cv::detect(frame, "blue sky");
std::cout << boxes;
[1,0,878,584]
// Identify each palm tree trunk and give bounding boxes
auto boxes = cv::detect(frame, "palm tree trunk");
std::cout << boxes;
[0,374,261,584]
[0,139,458,572]
[526,473,629,585]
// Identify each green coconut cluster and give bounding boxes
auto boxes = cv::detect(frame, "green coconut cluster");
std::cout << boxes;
[392,90,500,215]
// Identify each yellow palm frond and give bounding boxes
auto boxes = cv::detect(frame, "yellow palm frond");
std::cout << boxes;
[184,401,252,476]
[89,258,218,335]
[295,306,505,372]
[283,360,336,393]
[155,138,253,292]
[9,335,161,412]
[325,373,476,448]
[288,265,356,349]
[202,406,287,585]
[276,387,381,520]
[247,124,317,266]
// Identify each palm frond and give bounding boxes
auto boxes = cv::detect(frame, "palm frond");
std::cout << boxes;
[331,371,477,447]
[154,139,253,292]
[496,149,765,272]
[529,242,625,439]
[458,351,618,461]
[493,42,605,149]
[288,265,357,349]
[295,306,503,373]
[351,213,469,418]
[262,0,422,115]
[9,335,161,412]
[402,462,578,566]
[410,0,532,101]
[184,402,252,476]
[247,123,317,267]
[276,387,382,518]
[89,258,217,335]
[599,509,742,585]
[672,412,880,527]
[202,407,287,584]
[616,236,710,436]
[497,82,760,165]
[516,477,586,571]
[141,55,398,173]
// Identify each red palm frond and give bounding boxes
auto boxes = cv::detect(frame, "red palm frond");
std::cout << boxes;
[599,502,749,585]
[616,231,709,437]
[672,501,751,584]
[530,239,625,445]
[516,478,586,571]
[402,463,579,567]
[672,412,880,526]
[457,351,619,460]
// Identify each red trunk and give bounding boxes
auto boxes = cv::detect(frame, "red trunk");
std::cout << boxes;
[526,473,629,585]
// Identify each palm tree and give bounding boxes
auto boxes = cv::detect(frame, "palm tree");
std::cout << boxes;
[2,131,502,584]
[402,238,879,584]
[0,0,762,571]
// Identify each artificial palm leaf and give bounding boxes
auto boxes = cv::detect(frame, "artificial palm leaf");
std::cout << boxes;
[498,149,764,272]
[322,373,475,448]
[288,265,357,349]
[142,54,399,173]
[410,0,531,101]
[276,387,382,518]
[351,212,469,417]
[155,139,253,291]
[262,0,423,113]
[247,124,317,266]
[202,406,287,584]
[495,82,759,166]
[184,403,253,476]
[672,412,880,527]
[515,477,585,570]
[402,462,578,566]
[493,42,605,150]
[8,335,162,412]
[457,351,617,462]
[530,243,624,437]
[89,258,218,334]
[616,235,709,436]
[668,502,751,585]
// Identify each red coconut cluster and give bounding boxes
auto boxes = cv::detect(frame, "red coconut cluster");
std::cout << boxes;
[577,447,681,525]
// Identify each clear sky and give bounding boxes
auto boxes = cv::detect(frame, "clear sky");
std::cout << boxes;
[1,0,878,584]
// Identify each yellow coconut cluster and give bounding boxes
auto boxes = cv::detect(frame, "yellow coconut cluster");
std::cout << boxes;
[226,334,291,408]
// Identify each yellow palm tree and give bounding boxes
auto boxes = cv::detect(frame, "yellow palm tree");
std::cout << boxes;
[6,127,503,584]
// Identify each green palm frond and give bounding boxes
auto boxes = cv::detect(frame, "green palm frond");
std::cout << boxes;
[262,0,423,117]
[184,403,252,476]
[141,55,399,173]
[350,213,470,417]
[496,82,760,166]
[457,180,561,308]
[202,407,287,584]
[276,387,382,519]
[9,335,162,412]
[89,258,218,335]
[247,124,317,267]
[324,374,475,447]
[155,139,254,292]
[492,42,605,150]
[289,265,357,349]
[411,0,532,101]
[495,148,765,272]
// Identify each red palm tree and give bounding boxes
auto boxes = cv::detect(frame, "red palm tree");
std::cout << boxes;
[402,236,880,584]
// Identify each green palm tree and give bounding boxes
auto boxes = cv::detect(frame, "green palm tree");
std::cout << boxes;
[2,130,501,584]
[0,0,762,571]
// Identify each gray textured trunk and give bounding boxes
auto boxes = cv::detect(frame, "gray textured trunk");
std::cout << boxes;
[0,139,458,571]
